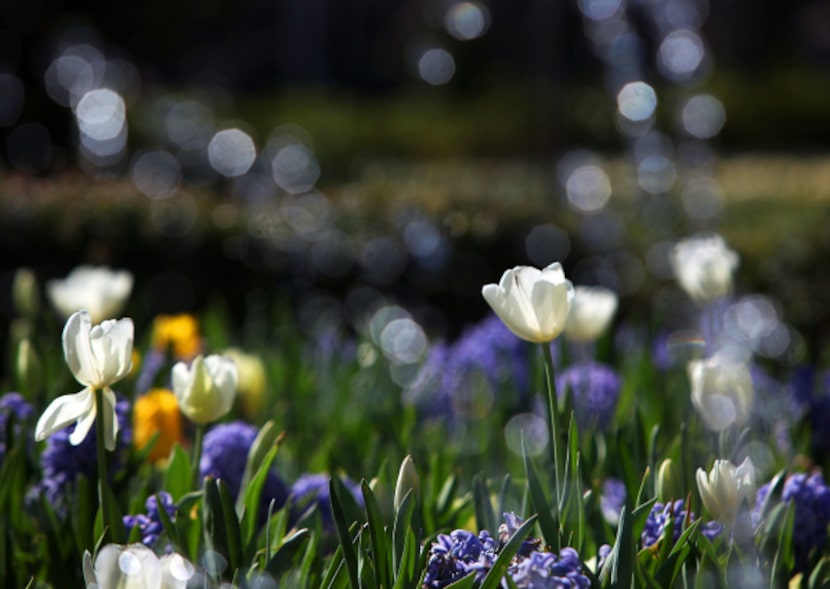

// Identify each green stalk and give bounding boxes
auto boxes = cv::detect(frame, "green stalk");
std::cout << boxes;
[95,387,111,542]
[190,424,205,491]
[541,342,563,503]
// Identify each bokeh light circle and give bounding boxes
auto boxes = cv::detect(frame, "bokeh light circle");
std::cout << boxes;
[207,128,256,177]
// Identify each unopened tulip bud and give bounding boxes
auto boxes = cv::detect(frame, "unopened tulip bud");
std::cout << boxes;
[12,268,39,319]
[394,455,420,512]
[16,338,42,400]
[656,458,683,503]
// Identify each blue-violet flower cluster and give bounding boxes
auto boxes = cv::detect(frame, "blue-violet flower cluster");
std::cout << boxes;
[555,362,622,428]
[753,472,830,570]
[290,473,363,530]
[406,314,530,422]
[35,394,131,511]
[422,513,591,588]
[0,392,34,464]
[641,500,722,549]
[124,491,177,549]
[200,421,288,521]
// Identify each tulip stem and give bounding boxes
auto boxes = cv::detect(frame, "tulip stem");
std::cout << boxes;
[95,387,111,542]
[191,424,205,491]
[541,342,563,503]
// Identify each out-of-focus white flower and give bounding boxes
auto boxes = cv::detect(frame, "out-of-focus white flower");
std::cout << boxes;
[671,235,739,303]
[47,265,133,324]
[564,286,618,343]
[172,354,238,425]
[688,353,754,431]
[696,457,756,524]
[83,543,195,588]
[482,262,574,343]
[35,310,134,451]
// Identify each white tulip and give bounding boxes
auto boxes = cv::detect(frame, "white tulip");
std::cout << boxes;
[696,457,756,524]
[83,543,194,589]
[482,262,574,343]
[671,235,739,303]
[172,354,238,425]
[564,286,618,343]
[35,310,133,451]
[160,553,195,588]
[48,265,133,324]
[688,354,754,431]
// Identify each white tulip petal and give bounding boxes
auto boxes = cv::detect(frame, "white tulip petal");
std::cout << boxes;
[92,544,163,588]
[93,544,125,589]
[83,550,96,586]
[63,310,100,387]
[68,405,98,446]
[100,387,120,451]
[90,318,134,383]
[35,388,95,442]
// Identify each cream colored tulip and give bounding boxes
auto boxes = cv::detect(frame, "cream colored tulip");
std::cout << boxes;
[482,262,574,343]
[564,286,618,343]
[696,457,756,523]
[172,354,238,425]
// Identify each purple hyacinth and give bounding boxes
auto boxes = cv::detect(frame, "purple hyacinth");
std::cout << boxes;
[0,392,35,464]
[752,472,830,570]
[423,529,499,587]
[405,314,530,422]
[423,513,590,589]
[124,491,177,549]
[134,348,167,395]
[200,421,288,520]
[641,500,722,549]
[508,548,591,588]
[786,367,830,459]
[290,473,364,530]
[600,478,626,526]
[555,361,622,428]
[35,394,132,512]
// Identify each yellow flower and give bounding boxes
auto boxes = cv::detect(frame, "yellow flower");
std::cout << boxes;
[130,349,142,378]
[133,388,183,463]
[152,314,201,359]
[223,348,266,418]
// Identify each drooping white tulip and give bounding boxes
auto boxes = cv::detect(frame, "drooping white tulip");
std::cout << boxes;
[47,265,133,324]
[482,262,574,343]
[564,286,618,343]
[687,353,754,431]
[696,457,756,524]
[35,310,133,451]
[172,354,238,425]
[671,235,739,303]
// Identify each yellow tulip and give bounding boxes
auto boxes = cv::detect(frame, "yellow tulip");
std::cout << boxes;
[152,314,201,359]
[133,388,183,463]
